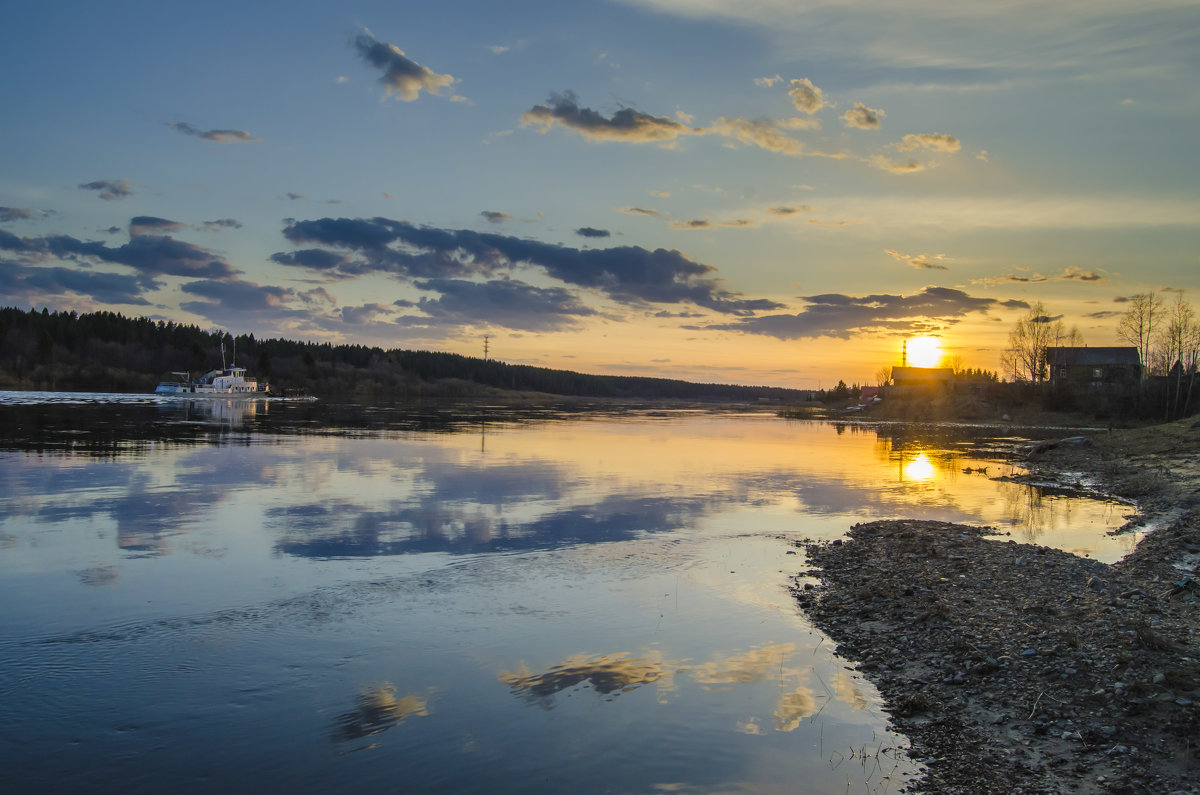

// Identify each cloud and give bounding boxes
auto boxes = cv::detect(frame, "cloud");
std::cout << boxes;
[648,189,671,198]
[180,278,293,311]
[767,205,813,216]
[340,302,394,324]
[353,30,456,101]
[973,266,1106,285]
[488,44,510,54]
[668,218,757,230]
[865,155,925,174]
[79,179,133,201]
[884,249,949,270]
[842,102,885,130]
[0,207,32,222]
[895,132,961,152]
[166,122,260,144]
[269,248,356,272]
[620,207,660,216]
[710,286,1000,340]
[0,259,151,305]
[406,277,598,331]
[708,117,807,156]
[1085,310,1122,319]
[521,91,701,143]
[278,192,305,200]
[202,218,243,231]
[787,78,826,114]
[976,149,990,162]
[755,74,783,87]
[480,211,512,223]
[129,216,186,236]
[575,227,611,238]
[0,229,238,280]
[276,216,783,314]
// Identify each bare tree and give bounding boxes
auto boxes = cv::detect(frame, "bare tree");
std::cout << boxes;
[874,365,892,387]
[1002,302,1069,383]
[1116,293,1162,376]
[1156,292,1199,416]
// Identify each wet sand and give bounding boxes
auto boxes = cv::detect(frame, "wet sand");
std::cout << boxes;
[793,419,1200,794]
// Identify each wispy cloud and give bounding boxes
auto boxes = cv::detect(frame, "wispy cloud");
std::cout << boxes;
[575,227,611,238]
[353,29,457,101]
[129,216,186,236]
[521,91,700,143]
[620,206,660,216]
[884,249,949,270]
[167,122,260,144]
[973,265,1106,285]
[895,132,961,152]
[0,207,32,222]
[480,211,512,223]
[79,179,133,201]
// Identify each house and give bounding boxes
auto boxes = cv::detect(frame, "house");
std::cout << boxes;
[1046,347,1141,385]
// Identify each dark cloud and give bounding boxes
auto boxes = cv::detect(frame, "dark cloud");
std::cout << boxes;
[1085,310,1121,319]
[480,211,512,223]
[407,277,596,331]
[522,91,699,143]
[277,216,782,315]
[180,278,293,311]
[0,259,151,305]
[574,227,611,238]
[0,229,238,280]
[202,218,242,231]
[341,302,393,324]
[711,286,999,340]
[0,207,32,222]
[167,122,260,144]
[353,30,456,101]
[129,216,185,236]
[788,78,826,114]
[620,207,660,217]
[270,248,355,272]
[278,192,305,201]
[974,266,1105,286]
[79,179,133,201]
[767,206,812,216]
[668,218,757,230]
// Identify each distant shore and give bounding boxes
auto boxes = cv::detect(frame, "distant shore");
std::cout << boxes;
[793,419,1200,793]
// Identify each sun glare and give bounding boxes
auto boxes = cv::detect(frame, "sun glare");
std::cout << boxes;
[906,336,943,369]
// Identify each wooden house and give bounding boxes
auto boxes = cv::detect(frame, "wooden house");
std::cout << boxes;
[1045,347,1141,385]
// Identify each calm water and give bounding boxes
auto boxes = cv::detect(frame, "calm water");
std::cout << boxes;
[0,394,1137,793]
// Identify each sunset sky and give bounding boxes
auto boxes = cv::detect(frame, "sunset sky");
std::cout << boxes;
[2,1,1197,388]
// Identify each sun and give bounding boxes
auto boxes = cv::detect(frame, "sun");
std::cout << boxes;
[906,336,943,369]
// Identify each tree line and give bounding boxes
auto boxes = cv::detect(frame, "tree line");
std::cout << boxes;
[0,307,809,402]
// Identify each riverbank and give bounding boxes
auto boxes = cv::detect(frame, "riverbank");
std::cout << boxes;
[793,418,1200,794]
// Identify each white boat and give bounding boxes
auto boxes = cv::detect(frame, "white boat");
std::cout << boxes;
[155,366,269,397]
[155,345,270,397]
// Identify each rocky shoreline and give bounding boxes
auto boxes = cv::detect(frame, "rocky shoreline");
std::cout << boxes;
[792,419,1200,794]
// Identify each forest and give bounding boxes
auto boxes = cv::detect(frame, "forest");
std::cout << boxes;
[0,307,810,402]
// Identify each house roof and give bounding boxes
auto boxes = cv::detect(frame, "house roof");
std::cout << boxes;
[1045,347,1140,366]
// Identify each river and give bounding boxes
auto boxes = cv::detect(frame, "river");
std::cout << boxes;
[0,394,1137,793]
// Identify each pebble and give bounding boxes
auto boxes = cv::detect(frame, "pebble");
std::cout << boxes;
[1020,648,1038,657]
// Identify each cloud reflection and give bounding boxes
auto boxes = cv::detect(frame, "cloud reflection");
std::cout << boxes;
[330,684,429,745]
[498,651,688,708]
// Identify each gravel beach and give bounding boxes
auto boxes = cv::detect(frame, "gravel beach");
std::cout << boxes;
[793,419,1200,794]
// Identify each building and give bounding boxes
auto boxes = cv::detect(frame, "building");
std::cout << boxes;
[1046,347,1141,385]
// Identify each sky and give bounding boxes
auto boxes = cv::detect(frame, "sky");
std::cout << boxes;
[1,0,1198,389]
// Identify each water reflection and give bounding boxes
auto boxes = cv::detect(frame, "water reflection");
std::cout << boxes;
[330,684,429,747]
[499,650,688,707]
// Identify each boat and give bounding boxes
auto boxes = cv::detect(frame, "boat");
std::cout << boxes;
[155,345,270,397]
